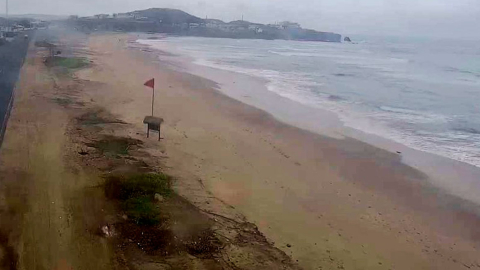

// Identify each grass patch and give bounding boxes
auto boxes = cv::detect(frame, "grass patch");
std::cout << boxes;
[53,97,73,106]
[77,110,126,125]
[106,173,172,200]
[96,139,130,155]
[122,196,160,225]
[53,97,84,107]
[105,173,172,225]
[35,41,55,48]
[46,56,89,69]
[86,136,142,156]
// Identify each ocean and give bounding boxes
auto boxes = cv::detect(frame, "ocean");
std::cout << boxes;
[138,36,480,168]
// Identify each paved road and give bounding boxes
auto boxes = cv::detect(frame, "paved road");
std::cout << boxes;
[0,31,33,141]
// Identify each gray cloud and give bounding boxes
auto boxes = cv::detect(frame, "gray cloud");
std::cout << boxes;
[3,0,480,39]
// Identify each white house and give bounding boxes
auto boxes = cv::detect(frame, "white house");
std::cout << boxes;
[189,23,200,28]
[115,13,135,19]
[94,14,110,19]
[248,25,263,33]
[278,21,301,29]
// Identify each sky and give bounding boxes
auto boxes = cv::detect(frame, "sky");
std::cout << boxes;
[2,0,480,39]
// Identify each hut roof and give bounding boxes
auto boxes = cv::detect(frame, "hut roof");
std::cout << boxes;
[143,116,164,125]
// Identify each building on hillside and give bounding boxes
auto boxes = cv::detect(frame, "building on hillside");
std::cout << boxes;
[267,23,283,30]
[188,23,200,28]
[278,21,301,29]
[205,19,225,29]
[115,13,135,19]
[248,25,264,33]
[31,21,49,29]
[135,17,150,21]
[94,14,110,19]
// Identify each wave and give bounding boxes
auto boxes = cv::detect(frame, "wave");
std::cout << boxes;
[333,73,354,77]
[193,57,479,167]
[444,66,480,77]
[328,95,345,101]
[455,128,480,135]
[378,106,450,124]
[137,37,480,168]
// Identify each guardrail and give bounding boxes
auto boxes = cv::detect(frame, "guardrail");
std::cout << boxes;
[0,31,33,148]
[0,87,15,147]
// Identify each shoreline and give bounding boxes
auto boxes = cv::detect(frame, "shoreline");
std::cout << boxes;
[106,33,478,268]
[136,35,480,207]
[0,29,303,270]
[2,28,479,269]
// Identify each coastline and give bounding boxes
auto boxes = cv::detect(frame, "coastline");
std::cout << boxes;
[2,29,478,269]
[82,33,480,269]
[136,35,480,207]
[0,29,302,270]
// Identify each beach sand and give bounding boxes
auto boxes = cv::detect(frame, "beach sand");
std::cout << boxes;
[73,33,480,269]
[0,29,479,270]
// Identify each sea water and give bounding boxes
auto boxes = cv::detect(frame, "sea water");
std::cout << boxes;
[139,36,480,168]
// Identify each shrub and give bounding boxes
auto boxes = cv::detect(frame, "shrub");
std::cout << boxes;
[104,173,172,225]
[46,57,89,69]
[122,196,160,225]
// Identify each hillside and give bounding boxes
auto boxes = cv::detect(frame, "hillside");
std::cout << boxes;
[124,8,203,24]
[8,14,67,21]
[72,8,342,42]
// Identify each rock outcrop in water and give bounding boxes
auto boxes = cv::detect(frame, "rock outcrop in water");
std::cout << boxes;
[70,8,342,42]
[344,36,352,42]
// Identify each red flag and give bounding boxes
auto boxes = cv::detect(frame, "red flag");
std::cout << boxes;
[144,78,155,89]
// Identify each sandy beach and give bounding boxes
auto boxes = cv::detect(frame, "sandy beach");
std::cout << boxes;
[1,29,479,270]
[80,33,480,269]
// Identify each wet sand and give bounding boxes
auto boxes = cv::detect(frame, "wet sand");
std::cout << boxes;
[69,33,480,270]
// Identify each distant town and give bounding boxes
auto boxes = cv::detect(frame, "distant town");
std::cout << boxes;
[70,8,342,42]
[0,17,48,43]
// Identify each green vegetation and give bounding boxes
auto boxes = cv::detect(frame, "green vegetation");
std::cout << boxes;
[96,139,130,155]
[87,136,142,156]
[122,196,160,225]
[53,97,73,106]
[77,110,126,125]
[47,57,89,69]
[105,173,172,225]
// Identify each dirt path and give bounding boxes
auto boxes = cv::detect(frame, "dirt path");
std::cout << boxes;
[0,35,113,270]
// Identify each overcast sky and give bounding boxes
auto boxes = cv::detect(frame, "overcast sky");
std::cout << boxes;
[3,0,480,39]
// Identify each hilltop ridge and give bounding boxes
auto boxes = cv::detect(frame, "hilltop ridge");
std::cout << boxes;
[72,8,342,42]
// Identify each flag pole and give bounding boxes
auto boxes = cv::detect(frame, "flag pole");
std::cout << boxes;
[152,84,155,116]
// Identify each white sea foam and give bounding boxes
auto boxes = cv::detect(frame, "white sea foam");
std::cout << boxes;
[192,57,480,167]
[138,37,480,168]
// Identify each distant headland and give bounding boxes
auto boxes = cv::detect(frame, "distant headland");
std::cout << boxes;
[69,8,342,42]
